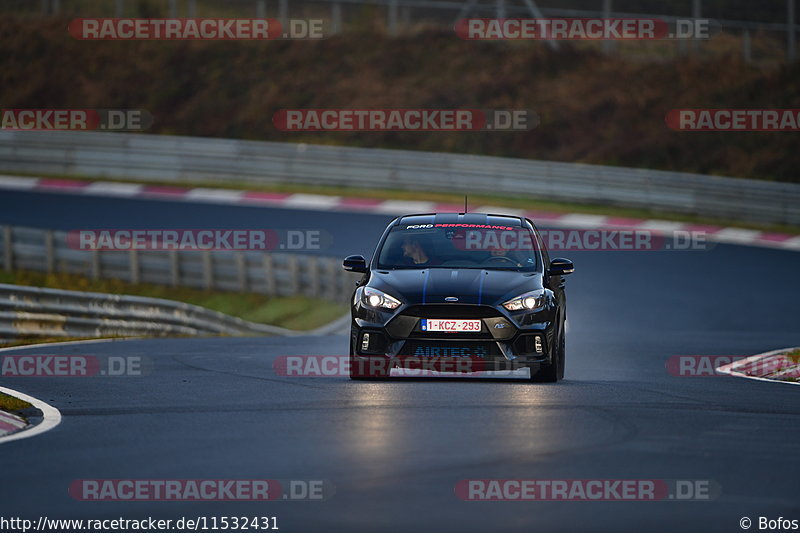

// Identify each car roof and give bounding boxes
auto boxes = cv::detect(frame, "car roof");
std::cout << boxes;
[395,213,526,228]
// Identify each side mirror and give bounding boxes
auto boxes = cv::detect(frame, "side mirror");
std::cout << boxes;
[549,258,574,276]
[343,255,368,273]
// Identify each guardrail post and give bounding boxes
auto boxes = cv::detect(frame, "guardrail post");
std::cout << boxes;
[327,258,338,301]
[602,0,615,54]
[308,256,320,297]
[2,226,12,271]
[188,0,197,17]
[256,0,266,18]
[91,249,100,280]
[115,0,124,17]
[332,2,342,34]
[789,0,797,62]
[743,29,752,63]
[692,0,702,53]
[339,269,350,302]
[455,0,478,23]
[169,250,180,286]
[495,0,505,19]
[129,249,140,284]
[521,0,558,49]
[279,0,288,27]
[262,254,276,295]
[402,6,411,28]
[45,230,55,274]
[388,0,398,35]
[236,252,248,292]
[287,254,300,295]
[202,250,213,290]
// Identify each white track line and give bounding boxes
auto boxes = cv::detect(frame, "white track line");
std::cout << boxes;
[0,175,40,190]
[185,188,245,203]
[711,228,762,245]
[284,193,342,210]
[713,372,800,387]
[373,200,437,214]
[782,236,800,250]
[716,347,800,387]
[555,214,608,228]
[637,219,687,232]
[0,338,143,444]
[83,181,143,197]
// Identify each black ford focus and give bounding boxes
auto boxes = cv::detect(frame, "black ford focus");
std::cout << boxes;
[343,213,574,382]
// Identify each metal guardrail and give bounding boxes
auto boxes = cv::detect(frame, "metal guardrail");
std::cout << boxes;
[0,283,299,340]
[0,224,357,308]
[1,131,798,225]
[0,223,358,340]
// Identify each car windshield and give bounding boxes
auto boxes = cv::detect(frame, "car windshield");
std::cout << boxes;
[377,224,539,271]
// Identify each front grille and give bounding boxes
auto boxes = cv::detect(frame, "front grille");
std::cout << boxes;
[409,330,490,339]
[401,304,502,319]
[398,340,502,358]
[386,306,516,341]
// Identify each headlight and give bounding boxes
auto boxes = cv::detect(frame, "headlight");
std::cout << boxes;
[362,287,401,310]
[502,290,546,311]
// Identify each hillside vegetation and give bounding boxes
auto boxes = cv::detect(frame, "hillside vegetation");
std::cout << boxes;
[2,15,799,182]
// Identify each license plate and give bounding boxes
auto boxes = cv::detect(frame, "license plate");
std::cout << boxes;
[420,319,482,332]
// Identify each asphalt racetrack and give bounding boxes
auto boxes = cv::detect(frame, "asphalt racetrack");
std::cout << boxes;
[1,190,799,532]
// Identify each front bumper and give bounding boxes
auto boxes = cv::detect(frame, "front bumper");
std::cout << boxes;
[351,303,558,371]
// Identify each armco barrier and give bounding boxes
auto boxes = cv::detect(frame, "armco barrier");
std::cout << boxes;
[0,283,299,340]
[0,225,358,309]
[0,131,798,225]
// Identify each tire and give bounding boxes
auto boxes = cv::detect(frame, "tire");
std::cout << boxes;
[557,323,566,380]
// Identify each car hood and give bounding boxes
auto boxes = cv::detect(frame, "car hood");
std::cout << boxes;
[369,268,543,307]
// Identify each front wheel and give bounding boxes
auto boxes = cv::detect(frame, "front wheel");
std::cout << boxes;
[557,323,566,380]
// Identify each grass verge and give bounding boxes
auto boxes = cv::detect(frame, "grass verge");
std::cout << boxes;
[0,392,32,412]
